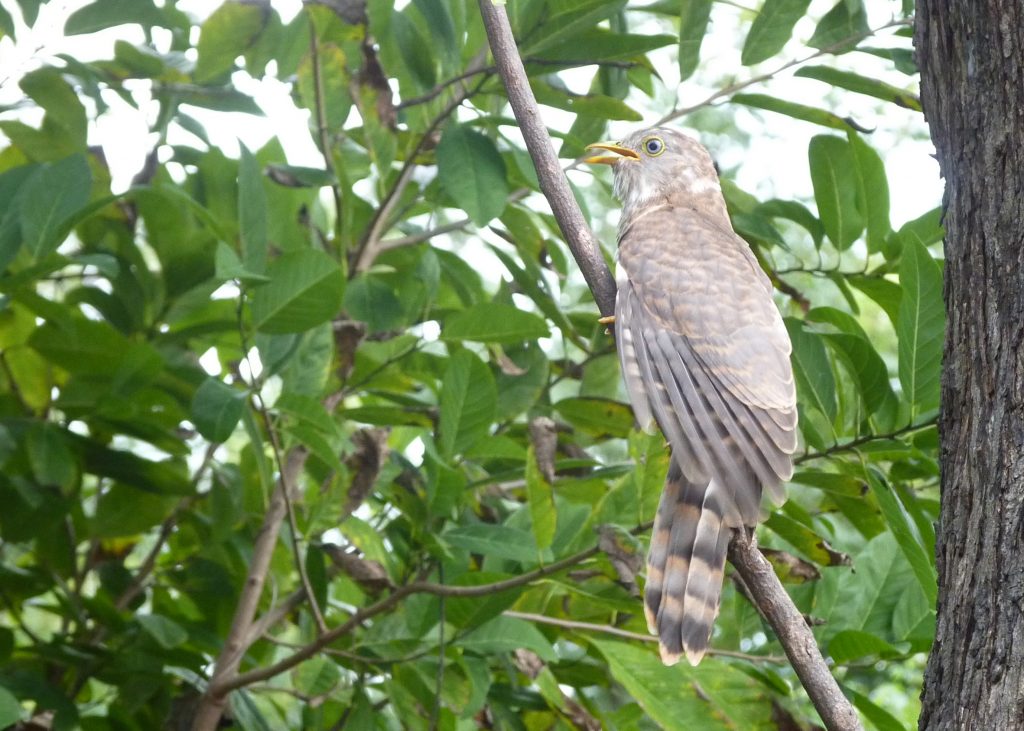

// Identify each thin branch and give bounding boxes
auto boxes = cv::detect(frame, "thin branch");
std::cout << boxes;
[795,418,938,465]
[655,18,912,128]
[309,20,343,245]
[478,3,862,730]
[211,523,653,695]
[191,447,309,731]
[351,48,491,275]
[502,611,787,664]
[253,390,328,634]
[397,59,638,110]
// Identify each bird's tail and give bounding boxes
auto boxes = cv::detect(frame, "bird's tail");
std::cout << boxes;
[645,462,732,666]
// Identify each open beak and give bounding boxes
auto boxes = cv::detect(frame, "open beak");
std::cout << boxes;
[584,141,640,165]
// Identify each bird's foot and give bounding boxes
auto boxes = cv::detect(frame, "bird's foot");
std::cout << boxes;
[598,315,616,325]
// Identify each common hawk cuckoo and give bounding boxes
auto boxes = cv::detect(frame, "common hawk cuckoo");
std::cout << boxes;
[586,127,797,665]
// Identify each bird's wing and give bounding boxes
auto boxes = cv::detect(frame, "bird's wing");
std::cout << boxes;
[615,203,797,665]
[616,203,797,514]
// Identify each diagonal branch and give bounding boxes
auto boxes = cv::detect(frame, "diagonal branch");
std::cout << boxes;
[477,2,861,730]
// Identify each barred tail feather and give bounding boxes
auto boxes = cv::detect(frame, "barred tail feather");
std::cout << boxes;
[646,468,731,666]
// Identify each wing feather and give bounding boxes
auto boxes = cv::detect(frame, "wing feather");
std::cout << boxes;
[614,202,798,665]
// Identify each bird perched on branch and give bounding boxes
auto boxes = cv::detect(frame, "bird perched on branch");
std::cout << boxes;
[586,127,797,666]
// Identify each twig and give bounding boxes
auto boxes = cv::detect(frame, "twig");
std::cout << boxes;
[795,418,938,465]
[252,390,328,634]
[502,611,787,663]
[191,447,309,731]
[309,20,343,244]
[478,3,862,730]
[351,48,491,274]
[397,59,638,110]
[655,18,912,128]
[478,0,617,318]
[210,523,653,695]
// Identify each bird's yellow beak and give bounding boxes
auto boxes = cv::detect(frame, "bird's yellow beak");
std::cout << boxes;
[584,141,640,165]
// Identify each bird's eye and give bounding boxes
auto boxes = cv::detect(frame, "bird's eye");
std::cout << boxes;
[643,136,665,156]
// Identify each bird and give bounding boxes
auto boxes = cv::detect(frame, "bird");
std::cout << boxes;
[585,127,798,666]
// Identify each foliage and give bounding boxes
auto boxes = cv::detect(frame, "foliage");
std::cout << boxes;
[0,0,939,729]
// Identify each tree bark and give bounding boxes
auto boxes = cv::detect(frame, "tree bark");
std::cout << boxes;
[915,2,1024,729]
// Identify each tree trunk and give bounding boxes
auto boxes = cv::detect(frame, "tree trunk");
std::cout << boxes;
[915,2,1024,729]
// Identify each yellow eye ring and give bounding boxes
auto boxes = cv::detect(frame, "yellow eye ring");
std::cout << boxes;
[642,136,665,156]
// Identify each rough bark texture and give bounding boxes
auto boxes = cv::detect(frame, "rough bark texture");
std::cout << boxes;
[915,2,1024,729]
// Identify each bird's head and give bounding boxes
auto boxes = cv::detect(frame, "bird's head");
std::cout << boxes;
[585,127,721,213]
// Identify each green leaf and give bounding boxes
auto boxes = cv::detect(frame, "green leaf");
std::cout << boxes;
[489,245,583,348]
[238,145,267,274]
[438,349,497,458]
[494,344,549,420]
[436,125,509,227]
[807,307,898,425]
[459,615,557,661]
[823,531,918,645]
[64,0,166,34]
[20,68,87,147]
[732,92,860,131]
[214,241,270,284]
[553,397,634,439]
[191,378,247,442]
[296,43,351,130]
[29,319,164,391]
[845,687,906,731]
[897,206,944,249]
[525,446,557,551]
[808,135,864,250]
[93,482,178,538]
[412,0,457,65]
[0,685,21,728]
[741,0,812,65]
[764,512,849,566]
[393,9,436,88]
[20,154,92,259]
[590,639,772,728]
[897,240,944,417]
[797,65,922,111]
[864,468,937,603]
[293,656,341,696]
[344,276,403,333]
[533,29,677,63]
[250,249,345,333]
[0,164,38,270]
[784,318,837,423]
[137,614,188,649]
[74,435,191,495]
[847,132,891,253]
[807,0,869,51]
[755,198,824,247]
[0,5,14,38]
[443,524,541,564]
[678,0,712,80]
[441,303,548,344]
[443,573,523,629]
[520,0,628,55]
[26,423,77,495]
[194,0,268,83]
[848,276,902,328]
[828,629,902,663]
